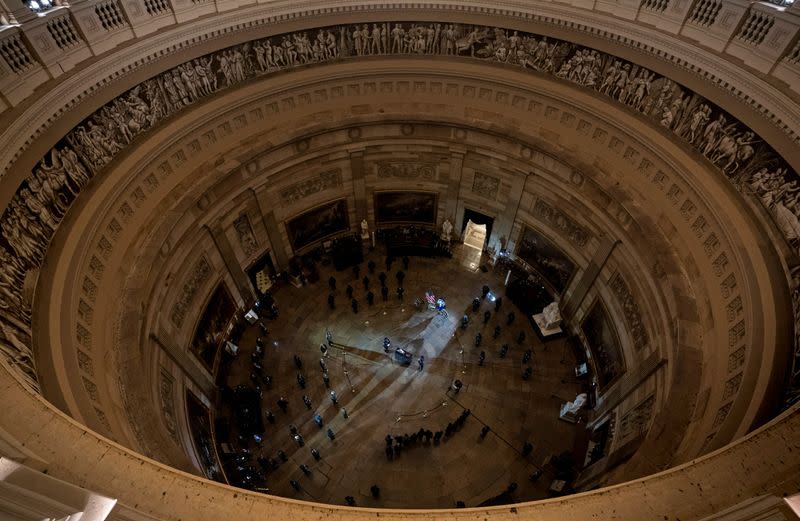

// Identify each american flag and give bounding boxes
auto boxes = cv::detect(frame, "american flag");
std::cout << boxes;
[425,292,436,305]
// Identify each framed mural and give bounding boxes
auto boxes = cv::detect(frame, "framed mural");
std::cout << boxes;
[285,198,349,251]
[374,191,437,225]
[581,299,626,391]
[190,283,237,373]
[515,225,576,294]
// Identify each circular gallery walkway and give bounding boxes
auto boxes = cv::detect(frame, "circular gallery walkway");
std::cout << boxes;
[217,243,584,508]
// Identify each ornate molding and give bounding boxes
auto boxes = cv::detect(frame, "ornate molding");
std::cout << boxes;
[233,213,259,258]
[159,367,179,444]
[169,256,212,329]
[375,161,437,180]
[609,272,650,351]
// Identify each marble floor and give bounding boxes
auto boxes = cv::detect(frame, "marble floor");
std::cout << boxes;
[218,243,584,508]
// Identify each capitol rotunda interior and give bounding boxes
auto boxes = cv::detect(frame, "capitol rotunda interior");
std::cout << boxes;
[0,0,800,519]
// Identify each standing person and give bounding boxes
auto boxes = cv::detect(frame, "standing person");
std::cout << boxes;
[494,296,502,312]
[346,284,354,299]
[381,285,389,301]
[474,333,482,347]
[507,311,516,326]
[327,428,336,440]
[484,310,491,324]
[367,260,376,273]
[418,355,425,370]
[378,271,387,286]
[362,276,370,290]
[328,276,336,291]
[351,298,359,313]
[493,325,501,339]
[330,390,338,404]
[396,269,405,286]
[396,286,404,301]
[479,351,486,366]
[367,291,375,306]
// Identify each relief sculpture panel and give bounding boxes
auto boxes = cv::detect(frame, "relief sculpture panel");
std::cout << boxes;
[279,169,342,204]
[375,161,437,180]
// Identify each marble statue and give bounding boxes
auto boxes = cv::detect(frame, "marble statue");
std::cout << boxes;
[360,218,370,239]
[441,219,453,242]
[542,301,562,329]
[560,392,588,422]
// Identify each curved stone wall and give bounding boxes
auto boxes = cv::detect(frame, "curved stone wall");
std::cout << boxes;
[0,2,796,518]
[2,20,798,407]
[27,57,789,492]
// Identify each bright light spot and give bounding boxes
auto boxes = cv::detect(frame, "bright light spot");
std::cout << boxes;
[487,291,496,302]
[273,341,278,346]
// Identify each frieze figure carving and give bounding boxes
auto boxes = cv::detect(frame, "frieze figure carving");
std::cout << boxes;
[609,272,650,350]
[533,198,590,247]
[618,395,656,444]
[279,169,342,204]
[376,161,436,180]
[0,20,798,399]
[471,172,500,199]
[233,213,259,257]
[170,257,212,328]
[159,368,179,442]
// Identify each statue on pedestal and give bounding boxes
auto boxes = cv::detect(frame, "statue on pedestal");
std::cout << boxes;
[560,392,587,423]
[441,219,453,242]
[542,301,562,329]
[360,219,370,240]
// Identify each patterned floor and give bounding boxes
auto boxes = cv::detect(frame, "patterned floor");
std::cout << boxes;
[220,243,583,508]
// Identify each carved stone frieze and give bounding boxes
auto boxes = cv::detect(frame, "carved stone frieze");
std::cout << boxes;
[617,394,655,445]
[279,169,342,204]
[471,172,499,199]
[233,213,259,257]
[170,257,212,328]
[375,161,436,180]
[159,367,179,443]
[532,198,590,247]
[609,272,650,351]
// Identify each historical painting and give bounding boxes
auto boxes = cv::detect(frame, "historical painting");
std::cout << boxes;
[374,191,437,225]
[285,198,349,251]
[190,283,237,372]
[515,225,576,294]
[581,300,626,391]
[186,390,223,482]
